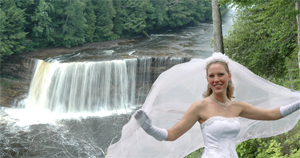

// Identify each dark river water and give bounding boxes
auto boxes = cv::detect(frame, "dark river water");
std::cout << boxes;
[0,10,235,158]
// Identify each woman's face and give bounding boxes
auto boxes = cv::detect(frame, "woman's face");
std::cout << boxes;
[207,63,231,95]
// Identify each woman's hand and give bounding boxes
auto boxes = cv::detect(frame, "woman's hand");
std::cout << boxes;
[134,109,151,129]
[134,109,168,141]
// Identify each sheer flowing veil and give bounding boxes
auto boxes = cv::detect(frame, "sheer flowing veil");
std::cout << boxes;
[106,53,300,158]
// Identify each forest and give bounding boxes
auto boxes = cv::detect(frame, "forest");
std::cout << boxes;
[229,0,300,157]
[0,0,229,62]
[188,0,300,157]
[223,0,300,91]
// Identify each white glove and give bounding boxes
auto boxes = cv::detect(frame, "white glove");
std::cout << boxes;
[280,100,300,117]
[134,109,168,141]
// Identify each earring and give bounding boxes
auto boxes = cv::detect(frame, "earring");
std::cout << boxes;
[228,81,231,85]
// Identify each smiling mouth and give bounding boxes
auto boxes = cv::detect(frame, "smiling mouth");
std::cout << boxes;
[214,84,222,88]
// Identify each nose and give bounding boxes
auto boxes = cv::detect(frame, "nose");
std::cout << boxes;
[213,76,220,82]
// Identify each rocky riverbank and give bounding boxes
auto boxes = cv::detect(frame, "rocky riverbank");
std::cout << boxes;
[0,36,145,107]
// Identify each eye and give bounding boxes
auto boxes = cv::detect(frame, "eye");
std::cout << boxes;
[208,75,214,78]
[218,73,224,76]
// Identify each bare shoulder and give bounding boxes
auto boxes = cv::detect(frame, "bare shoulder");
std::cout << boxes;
[189,98,210,111]
[230,100,252,109]
[231,101,245,106]
[184,98,210,120]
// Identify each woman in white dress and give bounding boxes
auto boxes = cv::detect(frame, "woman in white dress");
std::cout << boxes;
[134,58,300,158]
[106,53,300,158]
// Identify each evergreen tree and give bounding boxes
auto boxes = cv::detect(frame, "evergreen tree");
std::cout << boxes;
[0,7,7,61]
[166,0,197,28]
[84,0,96,43]
[50,0,87,48]
[122,0,149,34]
[112,0,126,36]
[15,0,36,40]
[144,1,156,31]
[193,0,210,23]
[31,0,54,48]
[49,1,66,47]
[146,0,169,31]
[93,0,116,41]
[0,0,216,61]
[0,0,28,61]
[203,0,212,21]
[62,0,87,47]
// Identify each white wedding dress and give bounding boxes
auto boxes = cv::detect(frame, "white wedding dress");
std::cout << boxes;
[106,53,300,158]
[201,116,240,158]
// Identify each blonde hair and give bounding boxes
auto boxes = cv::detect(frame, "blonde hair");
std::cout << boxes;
[203,60,235,100]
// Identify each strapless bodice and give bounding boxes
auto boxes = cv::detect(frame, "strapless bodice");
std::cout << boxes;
[200,116,240,158]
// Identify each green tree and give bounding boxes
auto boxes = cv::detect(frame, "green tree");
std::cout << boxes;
[93,0,116,41]
[84,0,96,43]
[193,0,211,23]
[0,0,218,61]
[167,0,197,28]
[112,0,126,36]
[144,0,158,31]
[0,0,28,61]
[0,7,7,61]
[220,0,300,155]
[62,0,87,47]
[30,0,54,48]
[122,0,149,34]
[15,0,35,40]
[223,0,297,77]
[295,1,300,69]
[50,0,87,48]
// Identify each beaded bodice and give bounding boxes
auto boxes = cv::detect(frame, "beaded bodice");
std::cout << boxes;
[200,116,240,158]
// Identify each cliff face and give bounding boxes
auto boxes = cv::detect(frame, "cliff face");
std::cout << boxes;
[0,55,35,107]
[0,38,144,107]
[0,36,192,108]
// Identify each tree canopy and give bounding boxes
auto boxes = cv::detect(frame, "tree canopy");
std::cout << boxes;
[219,1,300,157]
[0,0,28,60]
[0,0,223,62]
[223,0,298,78]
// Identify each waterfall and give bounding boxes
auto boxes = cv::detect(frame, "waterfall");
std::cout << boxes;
[25,57,190,114]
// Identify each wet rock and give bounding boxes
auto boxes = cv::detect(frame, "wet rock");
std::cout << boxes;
[0,37,145,108]
[0,81,29,107]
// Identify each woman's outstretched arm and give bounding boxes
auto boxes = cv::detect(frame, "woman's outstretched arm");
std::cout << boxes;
[238,101,300,120]
[165,101,202,141]
[134,100,203,141]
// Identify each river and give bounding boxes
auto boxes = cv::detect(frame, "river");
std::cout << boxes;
[0,10,235,157]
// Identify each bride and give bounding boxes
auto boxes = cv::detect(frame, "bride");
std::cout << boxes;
[106,53,300,158]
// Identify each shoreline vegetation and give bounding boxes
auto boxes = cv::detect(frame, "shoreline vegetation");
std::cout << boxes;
[0,0,228,108]
[0,0,228,62]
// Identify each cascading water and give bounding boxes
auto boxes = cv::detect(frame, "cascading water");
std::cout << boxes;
[0,9,235,157]
[24,57,189,114]
[26,59,136,113]
[1,56,190,157]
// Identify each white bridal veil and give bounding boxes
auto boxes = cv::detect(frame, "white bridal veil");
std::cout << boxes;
[106,53,300,158]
